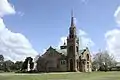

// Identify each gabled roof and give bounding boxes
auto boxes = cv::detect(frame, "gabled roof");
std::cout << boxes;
[42,46,90,58]
[79,49,86,55]
[56,49,67,56]
[42,46,66,57]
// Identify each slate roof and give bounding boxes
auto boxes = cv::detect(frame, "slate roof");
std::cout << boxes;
[56,49,67,56]
[45,46,88,58]
[56,49,87,57]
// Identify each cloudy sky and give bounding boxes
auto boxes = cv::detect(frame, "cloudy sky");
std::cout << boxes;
[0,0,120,61]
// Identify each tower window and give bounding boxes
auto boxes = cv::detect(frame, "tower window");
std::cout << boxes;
[71,35,74,38]
[69,46,74,54]
[76,46,78,52]
[87,54,89,61]
[70,35,74,38]
[69,46,73,51]
[70,30,72,34]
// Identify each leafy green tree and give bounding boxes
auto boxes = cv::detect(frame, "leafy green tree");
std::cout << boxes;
[0,55,4,71]
[22,58,29,71]
[14,61,23,70]
[22,57,34,71]
[9,61,23,71]
[30,62,34,70]
[3,60,14,72]
[0,55,4,62]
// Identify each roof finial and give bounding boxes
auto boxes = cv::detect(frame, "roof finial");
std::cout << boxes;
[71,9,74,17]
[71,9,75,27]
[63,40,66,45]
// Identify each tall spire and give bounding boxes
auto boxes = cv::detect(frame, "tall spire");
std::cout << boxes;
[71,9,75,27]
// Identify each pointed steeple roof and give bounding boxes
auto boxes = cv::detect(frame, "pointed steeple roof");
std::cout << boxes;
[70,10,75,27]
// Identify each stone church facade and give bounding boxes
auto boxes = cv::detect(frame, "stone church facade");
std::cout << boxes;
[36,13,92,72]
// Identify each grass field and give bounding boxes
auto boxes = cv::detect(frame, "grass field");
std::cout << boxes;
[0,71,120,80]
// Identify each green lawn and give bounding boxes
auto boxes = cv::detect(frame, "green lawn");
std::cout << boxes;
[0,71,120,80]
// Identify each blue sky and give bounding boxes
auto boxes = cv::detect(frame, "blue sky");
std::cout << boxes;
[1,0,120,61]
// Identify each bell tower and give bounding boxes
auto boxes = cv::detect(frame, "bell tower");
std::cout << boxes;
[67,11,79,72]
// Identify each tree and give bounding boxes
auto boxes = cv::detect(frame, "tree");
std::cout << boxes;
[92,50,117,71]
[30,62,34,70]
[0,55,4,70]
[3,60,14,72]
[0,62,4,70]
[22,57,34,71]
[0,55,4,62]
[13,61,23,70]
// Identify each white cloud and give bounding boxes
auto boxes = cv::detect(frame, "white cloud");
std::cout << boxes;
[74,18,77,25]
[17,11,24,17]
[114,6,120,27]
[105,6,120,61]
[105,29,120,61]
[78,29,87,36]
[0,0,38,61]
[58,36,67,48]
[78,29,95,49]
[0,0,16,17]
[58,29,95,49]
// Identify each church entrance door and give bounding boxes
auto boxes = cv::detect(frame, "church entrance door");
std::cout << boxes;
[70,59,73,71]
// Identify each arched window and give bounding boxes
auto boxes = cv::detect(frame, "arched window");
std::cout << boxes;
[87,54,89,61]
[76,46,78,52]
[69,46,73,50]
[69,46,73,52]
[79,56,81,60]
[70,35,74,38]
[60,60,66,65]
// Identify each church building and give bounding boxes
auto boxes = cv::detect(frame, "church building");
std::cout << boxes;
[36,12,92,72]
